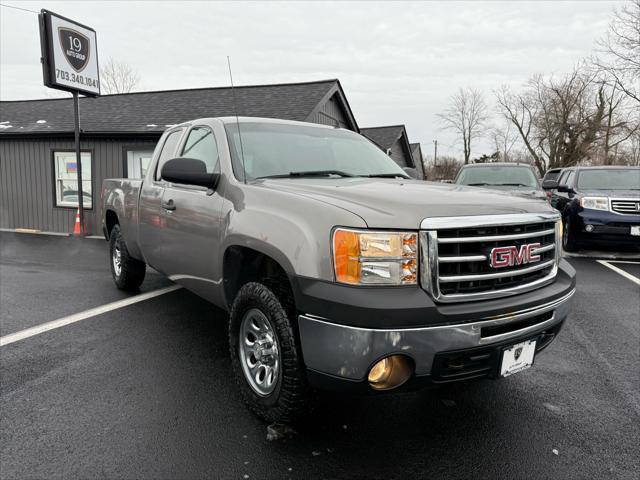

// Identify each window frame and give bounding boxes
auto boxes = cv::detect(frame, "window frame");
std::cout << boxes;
[179,124,221,176]
[121,145,156,180]
[154,127,187,182]
[50,148,95,210]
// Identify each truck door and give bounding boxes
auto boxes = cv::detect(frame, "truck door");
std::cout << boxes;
[138,127,186,270]
[155,125,225,304]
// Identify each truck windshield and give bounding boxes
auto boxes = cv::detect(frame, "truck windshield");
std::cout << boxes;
[224,122,408,181]
[456,166,538,188]
[576,169,640,190]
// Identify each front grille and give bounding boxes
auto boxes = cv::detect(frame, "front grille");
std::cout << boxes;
[611,199,640,215]
[420,213,560,303]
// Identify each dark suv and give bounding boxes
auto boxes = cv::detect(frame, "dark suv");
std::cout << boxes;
[548,166,640,251]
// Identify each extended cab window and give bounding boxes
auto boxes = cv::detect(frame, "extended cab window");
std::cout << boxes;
[155,129,184,180]
[181,127,220,174]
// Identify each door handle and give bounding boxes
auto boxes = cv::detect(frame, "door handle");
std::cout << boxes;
[161,199,176,211]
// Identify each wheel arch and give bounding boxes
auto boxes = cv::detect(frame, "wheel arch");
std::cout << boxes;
[222,244,297,314]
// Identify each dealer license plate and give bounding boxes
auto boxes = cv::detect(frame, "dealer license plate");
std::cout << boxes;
[500,340,536,377]
[631,226,640,236]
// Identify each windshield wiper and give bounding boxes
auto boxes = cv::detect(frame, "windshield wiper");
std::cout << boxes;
[499,183,531,187]
[362,173,410,179]
[258,170,355,179]
[467,182,492,186]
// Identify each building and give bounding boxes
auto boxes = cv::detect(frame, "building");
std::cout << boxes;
[0,79,358,235]
[360,125,424,179]
[410,142,425,178]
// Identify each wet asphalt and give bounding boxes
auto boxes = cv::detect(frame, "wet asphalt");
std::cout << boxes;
[1,232,638,479]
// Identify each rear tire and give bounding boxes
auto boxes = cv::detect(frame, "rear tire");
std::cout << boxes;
[229,282,310,423]
[109,224,146,290]
[562,216,579,252]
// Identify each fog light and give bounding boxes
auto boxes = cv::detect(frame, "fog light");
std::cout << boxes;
[585,224,594,233]
[367,355,414,391]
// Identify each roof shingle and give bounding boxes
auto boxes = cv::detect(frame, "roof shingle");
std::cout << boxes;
[0,79,339,135]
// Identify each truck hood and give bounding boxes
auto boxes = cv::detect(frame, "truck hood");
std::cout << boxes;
[257,178,556,229]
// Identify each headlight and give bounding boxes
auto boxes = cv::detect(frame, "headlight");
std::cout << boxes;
[333,229,417,285]
[580,197,608,211]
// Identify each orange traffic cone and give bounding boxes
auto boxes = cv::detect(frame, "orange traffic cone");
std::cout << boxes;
[73,208,81,235]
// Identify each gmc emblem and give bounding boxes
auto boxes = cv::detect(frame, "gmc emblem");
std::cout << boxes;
[490,243,541,268]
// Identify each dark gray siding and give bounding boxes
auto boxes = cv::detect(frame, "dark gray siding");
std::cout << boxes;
[0,137,157,235]
[387,134,414,169]
[308,93,351,129]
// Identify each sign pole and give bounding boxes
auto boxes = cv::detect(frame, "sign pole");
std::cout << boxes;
[39,9,100,236]
[73,91,84,236]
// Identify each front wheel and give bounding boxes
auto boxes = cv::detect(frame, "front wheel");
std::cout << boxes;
[109,224,146,290]
[229,282,310,423]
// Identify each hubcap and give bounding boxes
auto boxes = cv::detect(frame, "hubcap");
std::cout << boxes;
[112,242,122,277]
[239,308,280,396]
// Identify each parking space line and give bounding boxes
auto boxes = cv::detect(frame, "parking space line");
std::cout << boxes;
[0,285,182,347]
[596,260,640,286]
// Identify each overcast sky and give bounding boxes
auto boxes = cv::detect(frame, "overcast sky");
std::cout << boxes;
[0,0,623,158]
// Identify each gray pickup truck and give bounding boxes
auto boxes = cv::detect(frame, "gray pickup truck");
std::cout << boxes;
[102,117,576,423]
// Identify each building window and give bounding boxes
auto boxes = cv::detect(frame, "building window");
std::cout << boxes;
[54,151,92,208]
[126,149,154,179]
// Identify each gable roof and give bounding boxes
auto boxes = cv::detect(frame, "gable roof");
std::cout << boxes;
[360,125,406,151]
[0,79,357,136]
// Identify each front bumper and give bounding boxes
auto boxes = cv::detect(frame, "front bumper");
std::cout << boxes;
[294,261,576,390]
[575,209,640,247]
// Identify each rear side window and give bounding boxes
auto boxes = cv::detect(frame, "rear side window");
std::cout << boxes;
[557,170,570,186]
[181,127,220,173]
[544,170,561,182]
[155,129,184,180]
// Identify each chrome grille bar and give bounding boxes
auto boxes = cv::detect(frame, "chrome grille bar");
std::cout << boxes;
[438,228,555,244]
[439,259,555,282]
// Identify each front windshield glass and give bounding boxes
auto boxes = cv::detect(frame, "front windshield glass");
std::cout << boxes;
[224,122,408,180]
[456,166,538,188]
[576,169,640,190]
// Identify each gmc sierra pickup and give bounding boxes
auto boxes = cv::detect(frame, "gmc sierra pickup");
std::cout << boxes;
[102,117,576,423]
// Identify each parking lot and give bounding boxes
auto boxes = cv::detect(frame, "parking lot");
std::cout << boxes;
[1,231,638,479]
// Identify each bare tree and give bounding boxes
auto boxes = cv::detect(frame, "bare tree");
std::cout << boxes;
[100,57,140,94]
[594,0,640,103]
[597,82,639,164]
[495,69,606,175]
[437,88,489,164]
[491,119,519,162]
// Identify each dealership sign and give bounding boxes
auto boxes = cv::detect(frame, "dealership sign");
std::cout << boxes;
[39,10,100,96]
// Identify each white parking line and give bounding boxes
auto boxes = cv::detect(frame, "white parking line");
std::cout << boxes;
[596,260,640,286]
[0,285,182,347]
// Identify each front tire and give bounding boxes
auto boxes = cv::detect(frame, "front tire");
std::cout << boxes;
[562,216,579,252]
[229,282,310,423]
[109,224,146,290]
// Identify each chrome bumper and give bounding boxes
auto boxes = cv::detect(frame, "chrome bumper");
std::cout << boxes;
[298,289,575,381]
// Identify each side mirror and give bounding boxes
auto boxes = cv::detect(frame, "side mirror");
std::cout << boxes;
[542,180,558,190]
[161,157,219,189]
[557,184,572,193]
